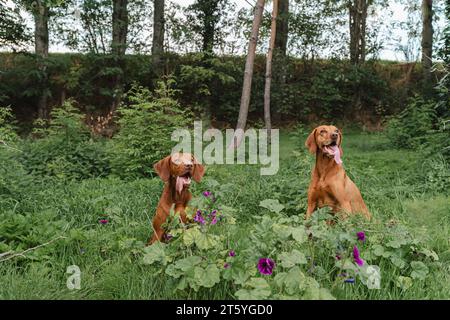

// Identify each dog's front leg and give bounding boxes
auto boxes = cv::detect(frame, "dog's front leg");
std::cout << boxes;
[174,204,188,224]
[305,187,317,220]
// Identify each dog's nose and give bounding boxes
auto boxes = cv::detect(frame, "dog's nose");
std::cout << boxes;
[331,133,338,140]
[185,163,193,169]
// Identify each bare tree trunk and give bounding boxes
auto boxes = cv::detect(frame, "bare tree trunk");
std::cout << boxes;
[152,0,165,76]
[273,0,289,124]
[34,1,49,119]
[349,0,368,65]
[274,0,288,57]
[264,0,278,142]
[349,0,369,115]
[421,0,433,83]
[111,0,128,113]
[233,0,265,147]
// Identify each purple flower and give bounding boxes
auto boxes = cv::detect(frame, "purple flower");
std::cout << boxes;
[203,191,212,197]
[344,278,355,283]
[164,233,173,241]
[257,258,275,276]
[353,246,364,266]
[229,250,236,257]
[210,210,217,216]
[194,210,206,225]
[357,231,366,242]
[99,219,108,225]
[335,254,342,260]
[210,217,218,225]
[224,263,230,269]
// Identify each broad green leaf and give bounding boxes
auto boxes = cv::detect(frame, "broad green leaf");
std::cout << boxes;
[183,227,201,247]
[196,264,220,288]
[196,232,219,250]
[272,223,291,240]
[259,199,285,213]
[418,248,439,261]
[279,249,307,268]
[290,226,307,244]
[274,266,306,295]
[410,261,429,280]
[142,244,169,265]
[386,237,410,249]
[175,256,202,272]
[396,276,413,290]
[372,244,391,258]
[303,287,336,300]
[236,278,271,300]
[390,255,406,269]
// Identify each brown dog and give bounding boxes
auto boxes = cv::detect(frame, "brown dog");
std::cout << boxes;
[305,125,371,220]
[148,152,205,245]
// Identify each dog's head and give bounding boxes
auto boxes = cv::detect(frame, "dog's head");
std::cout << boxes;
[305,125,343,163]
[153,153,205,193]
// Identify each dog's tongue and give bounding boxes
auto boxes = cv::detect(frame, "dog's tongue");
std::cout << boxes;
[324,145,342,165]
[176,176,191,193]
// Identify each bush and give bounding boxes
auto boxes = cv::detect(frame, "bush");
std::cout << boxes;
[0,106,18,143]
[386,96,436,149]
[19,100,111,180]
[110,80,192,178]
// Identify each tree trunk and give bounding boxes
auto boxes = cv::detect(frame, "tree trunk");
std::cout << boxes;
[152,0,165,76]
[111,0,128,113]
[274,0,288,56]
[264,0,278,142]
[232,0,265,148]
[34,1,49,119]
[112,0,128,56]
[272,0,289,123]
[349,0,368,65]
[348,0,369,115]
[421,0,433,83]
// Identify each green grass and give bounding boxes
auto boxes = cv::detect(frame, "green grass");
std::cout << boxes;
[0,130,448,299]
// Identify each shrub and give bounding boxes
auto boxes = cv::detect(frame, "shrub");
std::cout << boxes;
[110,80,192,178]
[19,100,110,180]
[386,96,436,149]
[0,106,18,143]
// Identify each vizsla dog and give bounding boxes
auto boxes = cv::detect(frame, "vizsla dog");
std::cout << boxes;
[305,125,371,220]
[148,152,205,245]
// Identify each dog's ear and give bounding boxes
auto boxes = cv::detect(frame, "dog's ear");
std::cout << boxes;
[153,156,171,182]
[192,156,205,183]
[305,129,318,154]
[338,130,344,156]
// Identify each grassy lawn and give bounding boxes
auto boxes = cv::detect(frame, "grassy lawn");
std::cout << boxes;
[0,129,448,299]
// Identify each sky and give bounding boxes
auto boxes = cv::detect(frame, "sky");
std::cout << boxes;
[4,0,446,61]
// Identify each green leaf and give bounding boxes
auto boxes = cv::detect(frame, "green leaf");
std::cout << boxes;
[386,237,410,249]
[196,232,219,250]
[279,249,307,268]
[142,244,169,266]
[274,266,306,295]
[182,227,201,247]
[418,248,439,261]
[175,256,202,272]
[303,287,336,300]
[235,277,271,300]
[390,255,407,269]
[410,261,429,280]
[196,264,220,288]
[372,244,391,258]
[396,276,413,290]
[259,199,285,213]
[290,226,307,244]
